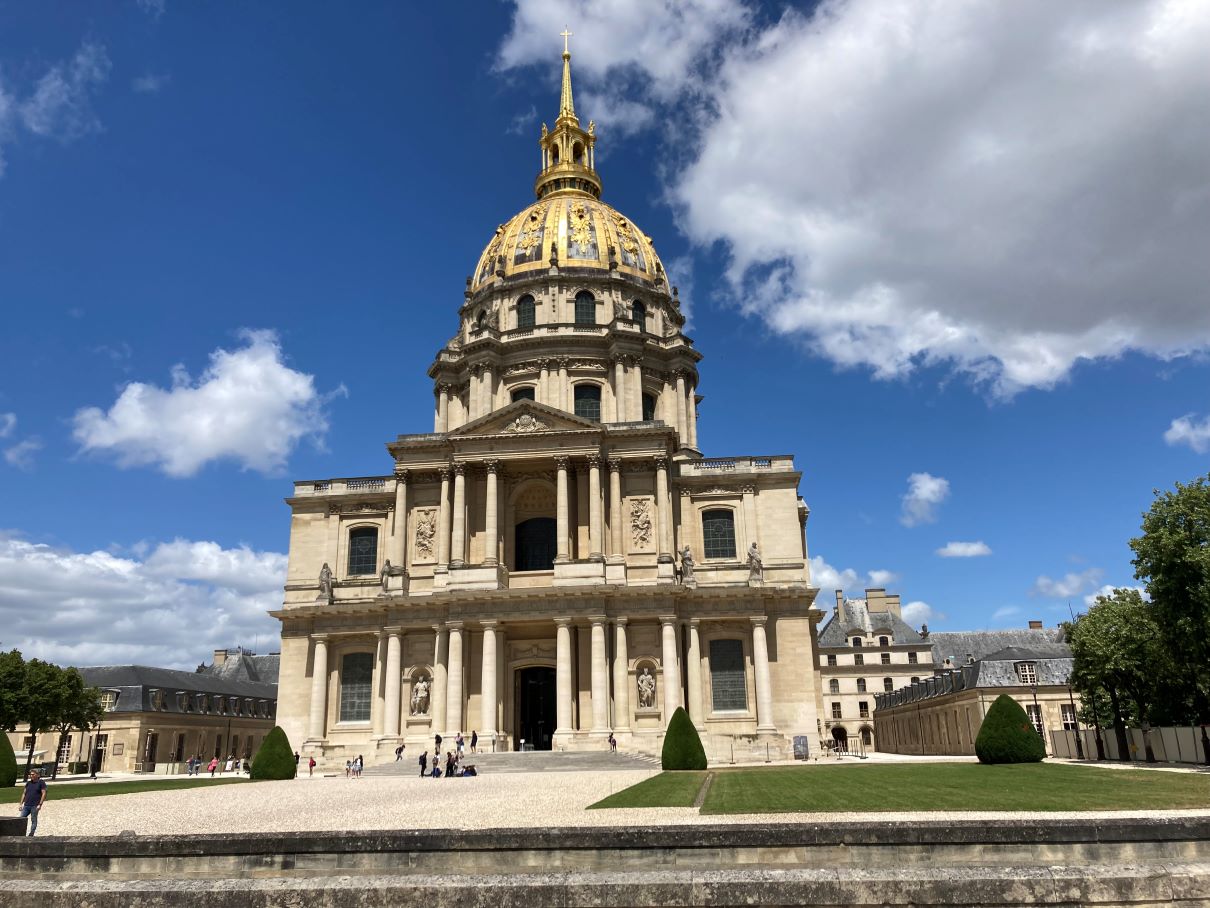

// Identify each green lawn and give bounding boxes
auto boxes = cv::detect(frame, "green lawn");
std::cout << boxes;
[10,778,252,802]
[589,771,708,809]
[590,763,1210,813]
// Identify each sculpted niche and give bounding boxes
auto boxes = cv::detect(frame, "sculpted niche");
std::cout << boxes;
[636,666,657,710]
[410,676,431,717]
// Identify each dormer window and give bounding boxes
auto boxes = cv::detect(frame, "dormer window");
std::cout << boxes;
[851,638,863,648]
[1015,662,1038,685]
[100,690,119,711]
[149,689,165,711]
[879,636,890,647]
[196,693,209,713]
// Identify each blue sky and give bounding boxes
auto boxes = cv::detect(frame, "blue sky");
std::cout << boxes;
[1,1,1207,667]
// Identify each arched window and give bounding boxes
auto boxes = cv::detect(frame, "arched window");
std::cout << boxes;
[631,300,647,330]
[852,637,863,648]
[511,386,535,403]
[517,294,536,329]
[551,144,560,164]
[860,727,872,747]
[879,635,890,647]
[701,509,736,560]
[828,679,839,694]
[883,677,894,692]
[338,652,373,723]
[856,678,867,693]
[572,142,584,164]
[574,291,595,325]
[347,527,378,575]
[911,676,921,685]
[476,311,486,330]
[641,392,657,422]
[573,384,601,422]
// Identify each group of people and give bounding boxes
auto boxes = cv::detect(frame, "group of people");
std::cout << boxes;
[185,754,248,777]
[344,755,366,778]
[418,731,478,778]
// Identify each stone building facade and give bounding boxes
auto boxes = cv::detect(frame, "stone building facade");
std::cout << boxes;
[816,589,936,752]
[272,47,824,767]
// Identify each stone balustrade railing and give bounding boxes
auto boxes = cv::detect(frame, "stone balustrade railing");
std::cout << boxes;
[294,477,393,497]
[678,455,793,476]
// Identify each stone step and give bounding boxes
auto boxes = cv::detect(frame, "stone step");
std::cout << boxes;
[363,749,659,775]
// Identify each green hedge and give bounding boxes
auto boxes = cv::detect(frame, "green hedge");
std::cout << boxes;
[661,707,707,770]
[0,733,16,788]
[250,727,296,780]
[975,694,1046,764]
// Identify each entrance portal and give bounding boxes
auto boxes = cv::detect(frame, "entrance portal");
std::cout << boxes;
[515,517,556,571]
[515,666,556,751]
[831,726,848,753]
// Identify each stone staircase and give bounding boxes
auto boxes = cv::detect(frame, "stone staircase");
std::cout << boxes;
[363,749,659,776]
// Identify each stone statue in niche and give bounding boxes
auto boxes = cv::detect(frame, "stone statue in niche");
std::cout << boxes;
[679,545,695,584]
[637,667,657,709]
[410,676,430,716]
[747,542,764,582]
[316,562,333,601]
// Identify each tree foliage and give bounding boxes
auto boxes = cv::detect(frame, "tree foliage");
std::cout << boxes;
[975,694,1046,764]
[0,651,105,779]
[0,649,25,733]
[0,731,17,789]
[661,707,707,771]
[250,726,297,780]
[1130,473,1210,721]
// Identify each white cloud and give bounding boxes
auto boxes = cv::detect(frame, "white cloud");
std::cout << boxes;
[619,0,1210,396]
[900,472,949,527]
[1164,413,1210,453]
[992,605,1021,621]
[810,555,897,597]
[867,569,898,587]
[0,533,283,669]
[19,42,110,141]
[1031,568,1103,599]
[131,73,169,95]
[4,437,42,470]
[1083,583,1149,607]
[72,329,339,477]
[0,413,15,438]
[506,104,537,136]
[936,540,992,558]
[901,600,942,627]
[136,0,166,19]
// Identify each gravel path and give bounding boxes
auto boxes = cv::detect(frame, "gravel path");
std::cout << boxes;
[28,770,1210,837]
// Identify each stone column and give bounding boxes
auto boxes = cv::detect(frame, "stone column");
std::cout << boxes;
[307,634,329,741]
[675,371,688,443]
[435,385,449,433]
[612,357,625,422]
[482,364,495,416]
[557,357,569,411]
[372,630,386,737]
[613,619,631,731]
[446,621,464,734]
[437,468,452,568]
[630,357,644,421]
[752,617,776,733]
[480,621,498,740]
[608,458,623,561]
[687,383,699,448]
[555,456,570,563]
[587,455,603,561]
[590,616,609,733]
[384,627,403,737]
[539,359,550,406]
[391,469,409,570]
[431,624,448,736]
[555,618,573,735]
[660,617,681,722]
[686,619,705,730]
[450,463,467,568]
[484,460,500,566]
[654,456,672,561]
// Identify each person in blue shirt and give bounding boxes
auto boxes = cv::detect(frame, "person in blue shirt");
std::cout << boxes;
[18,768,47,836]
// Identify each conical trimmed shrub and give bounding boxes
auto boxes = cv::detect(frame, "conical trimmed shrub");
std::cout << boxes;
[661,706,707,770]
[975,694,1046,764]
[0,733,17,789]
[250,726,297,780]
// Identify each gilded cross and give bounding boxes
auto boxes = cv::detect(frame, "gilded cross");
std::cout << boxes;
[561,27,573,54]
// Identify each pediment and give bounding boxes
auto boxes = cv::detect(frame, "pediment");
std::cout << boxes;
[448,400,601,438]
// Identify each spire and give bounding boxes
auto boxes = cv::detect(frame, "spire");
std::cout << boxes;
[559,28,576,122]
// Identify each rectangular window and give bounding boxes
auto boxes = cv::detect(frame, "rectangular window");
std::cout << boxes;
[709,639,747,711]
[858,702,869,719]
[908,652,918,664]
[1015,662,1037,685]
[347,527,379,576]
[854,654,864,666]
[1061,703,1077,730]
[57,735,73,764]
[1026,704,1044,736]
[880,653,891,665]
[701,510,737,560]
[831,702,842,720]
[100,691,118,711]
[856,678,867,693]
[339,652,374,723]
[826,654,837,667]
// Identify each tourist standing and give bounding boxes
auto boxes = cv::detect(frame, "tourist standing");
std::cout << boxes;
[308,756,316,777]
[445,750,456,779]
[470,731,478,754]
[418,750,428,777]
[431,750,441,778]
[17,768,47,836]
[344,759,351,779]
[456,733,464,755]
[608,733,617,753]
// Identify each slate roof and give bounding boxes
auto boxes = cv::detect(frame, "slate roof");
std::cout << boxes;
[817,599,925,647]
[927,628,1066,668]
[77,664,277,715]
[201,652,280,685]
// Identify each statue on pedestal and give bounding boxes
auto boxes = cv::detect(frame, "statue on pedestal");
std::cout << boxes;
[679,545,695,584]
[410,676,430,717]
[747,543,764,583]
[317,563,333,601]
[637,667,656,709]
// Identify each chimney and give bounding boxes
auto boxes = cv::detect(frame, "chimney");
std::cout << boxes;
[835,589,844,612]
[212,648,228,666]
[1028,620,1043,630]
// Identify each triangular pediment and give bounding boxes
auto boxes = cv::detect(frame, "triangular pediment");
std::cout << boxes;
[448,400,602,438]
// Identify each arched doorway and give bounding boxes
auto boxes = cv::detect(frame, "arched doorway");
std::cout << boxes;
[515,666,556,750]
[860,726,873,748]
[515,517,556,571]
[831,726,848,753]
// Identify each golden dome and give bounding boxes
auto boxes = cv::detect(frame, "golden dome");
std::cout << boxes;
[470,195,665,294]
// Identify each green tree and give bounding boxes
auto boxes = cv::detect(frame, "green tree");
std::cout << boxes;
[660,707,707,771]
[0,649,25,733]
[975,694,1046,764]
[18,660,76,780]
[49,671,104,779]
[250,726,297,780]
[1130,473,1210,762]
[1065,589,1171,762]
[0,731,17,788]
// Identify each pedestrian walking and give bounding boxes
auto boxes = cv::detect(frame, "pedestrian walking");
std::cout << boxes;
[418,750,428,777]
[470,730,478,754]
[308,756,316,777]
[456,733,464,755]
[608,733,617,753]
[17,768,47,836]
[394,744,404,761]
[207,757,218,777]
[345,759,352,779]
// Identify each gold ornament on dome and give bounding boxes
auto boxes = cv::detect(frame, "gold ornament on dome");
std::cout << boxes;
[515,205,546,252]
[612,212,640,255]
[569,202,593,247]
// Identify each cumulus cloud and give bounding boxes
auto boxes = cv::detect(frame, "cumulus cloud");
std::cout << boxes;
[72,330,339,477]
[809,555,896,598]
[4,437,42,470]
[936,540,992,558]
[901,600,943,627]
[1031,568,1103,599]
[0,533,283,668]
[1083,583,1149,607]
[1164,413,1210,454]
[867,569,898,587]
[0,413,15,438]
[900,472,949,527]
[19,42,110,141]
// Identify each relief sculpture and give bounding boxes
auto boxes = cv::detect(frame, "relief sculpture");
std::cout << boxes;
[413,509,438,561]
[630,497,653,549]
